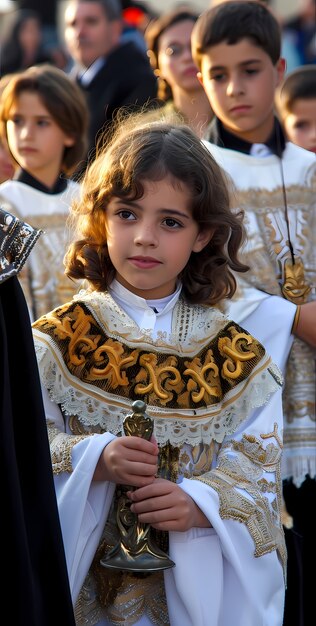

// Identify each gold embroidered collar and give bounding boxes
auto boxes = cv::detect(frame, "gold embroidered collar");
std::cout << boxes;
[33,291,282,446]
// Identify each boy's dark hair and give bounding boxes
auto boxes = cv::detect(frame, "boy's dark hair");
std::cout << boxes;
[65,114,249,306]
[145,9,199,101]
[191,0,281,70]
[276,65,316,116]
[0,64,89,175]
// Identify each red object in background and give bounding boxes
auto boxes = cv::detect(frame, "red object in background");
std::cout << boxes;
[123,7,146,27]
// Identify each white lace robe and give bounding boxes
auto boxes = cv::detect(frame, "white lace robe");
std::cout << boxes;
[32,283,295,626]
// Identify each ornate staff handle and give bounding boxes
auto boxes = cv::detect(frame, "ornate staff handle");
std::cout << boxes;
[100,400,175,572]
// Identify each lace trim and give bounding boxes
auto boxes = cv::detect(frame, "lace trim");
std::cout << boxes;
[35,338,281,446]
[47,422,87,474]
[33,292,283,446]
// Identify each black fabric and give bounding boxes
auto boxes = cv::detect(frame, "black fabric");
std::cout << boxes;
[73,41,157,177]
[15,167,68,194]
[282,478,316,626]
[0,275,76,626]
[205,116,286,156]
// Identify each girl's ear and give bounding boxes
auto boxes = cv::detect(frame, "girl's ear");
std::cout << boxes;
[197,71,203,86]
[192,228,214,253]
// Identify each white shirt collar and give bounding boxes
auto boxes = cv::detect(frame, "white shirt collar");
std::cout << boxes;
[78,57,106,86]
[109,279,182,336]
[250,143,273,158]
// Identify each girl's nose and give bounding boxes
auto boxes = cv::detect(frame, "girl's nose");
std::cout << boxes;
[134,225,158,247]
[20,122,33,138]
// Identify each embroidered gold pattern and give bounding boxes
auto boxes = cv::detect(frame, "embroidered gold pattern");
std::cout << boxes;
[218,329,257,379]
[34,293,287,622]
[75,568,169,626]
[48,422,87,474]
[183,350,221,403]
[135,353,183,403]
[33,301,266,412]
[281,257,311,304]
[195,425,286,572]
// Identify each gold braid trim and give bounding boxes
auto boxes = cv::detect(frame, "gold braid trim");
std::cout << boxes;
[291,305,301,335]
[197,471,283,557]
[47,422,87,474]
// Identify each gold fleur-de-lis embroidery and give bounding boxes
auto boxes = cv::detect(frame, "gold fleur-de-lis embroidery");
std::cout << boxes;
[89,339,138,388]
[47,305,101,366]
[184,350,221,403]
[218,330,256,379]
[135,353,181,401]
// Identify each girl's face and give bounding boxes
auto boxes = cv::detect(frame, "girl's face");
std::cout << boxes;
[19,17,42,55]
[283,98,316,153]
[6,91,74,187]
[157,19,201,95]
[105,176,211,299]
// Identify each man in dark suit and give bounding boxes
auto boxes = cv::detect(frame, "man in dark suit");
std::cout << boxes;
[64,0,157,176]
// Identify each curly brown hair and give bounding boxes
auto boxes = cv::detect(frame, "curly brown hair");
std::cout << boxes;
[65,114,249,305]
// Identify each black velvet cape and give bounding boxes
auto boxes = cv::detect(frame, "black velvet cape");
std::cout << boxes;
[0,209,75,625]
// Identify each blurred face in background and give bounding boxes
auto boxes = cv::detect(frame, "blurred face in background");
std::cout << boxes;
[283,98,316,153]
[64,1,122,68]
[5,91,74,187]
[157,19,201,96]
[18,16,42,56]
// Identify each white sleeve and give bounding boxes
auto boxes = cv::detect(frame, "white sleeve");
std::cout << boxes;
[165,370,286,626]
[41,382,116,604]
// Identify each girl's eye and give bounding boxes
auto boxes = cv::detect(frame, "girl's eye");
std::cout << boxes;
[163,217,182,228]
[212,73,225,82]
[117,209,136,220]
[245,68,258,76]
[10,116,23,126]
[293,120,308,130]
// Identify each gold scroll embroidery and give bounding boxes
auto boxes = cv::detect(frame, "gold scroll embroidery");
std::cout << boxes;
[33,302,266,411]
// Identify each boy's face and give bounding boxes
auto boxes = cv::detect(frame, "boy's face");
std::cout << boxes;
[198,38,285,143]
[283,98,316,154]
